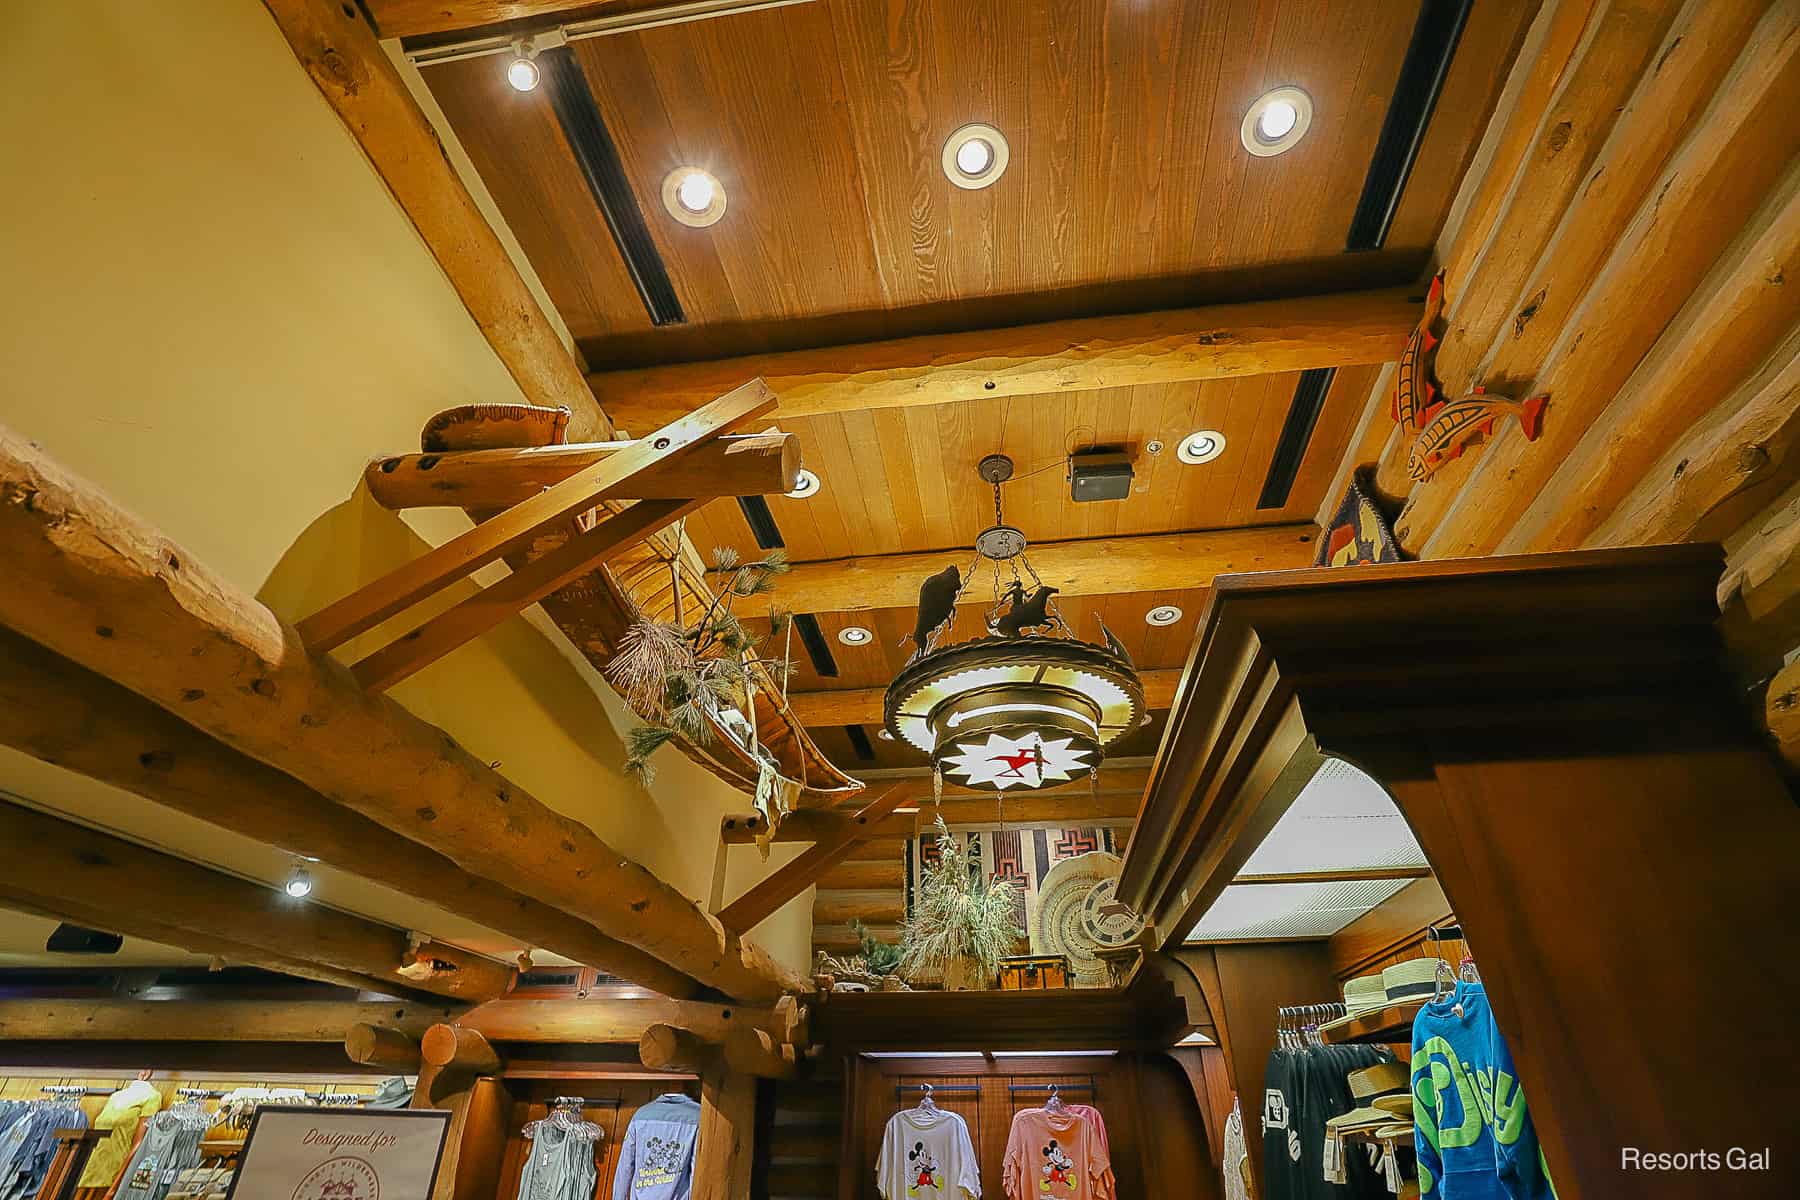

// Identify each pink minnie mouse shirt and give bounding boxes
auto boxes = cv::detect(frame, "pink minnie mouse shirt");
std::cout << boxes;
[1003,1109,1113,1200]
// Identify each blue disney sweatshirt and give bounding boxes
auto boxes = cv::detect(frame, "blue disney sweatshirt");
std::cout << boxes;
[1411,981,1555,1200]
[612,1093,701,1200]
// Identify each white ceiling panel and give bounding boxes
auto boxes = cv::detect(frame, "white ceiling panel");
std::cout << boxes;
[1187,878,1414,941]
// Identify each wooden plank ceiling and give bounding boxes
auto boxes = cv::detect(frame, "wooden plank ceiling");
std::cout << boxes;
[395,0,1533,770]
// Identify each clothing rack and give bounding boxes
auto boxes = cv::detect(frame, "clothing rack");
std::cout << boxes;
[1276,1002,1346,1047]
[892,1083,980,1099]
[38,1086,109,1097]
[1005,1081,1096,1096]
[175,1089,226,1099]
[545,1096,623,1109]
[1426,923,1464,942]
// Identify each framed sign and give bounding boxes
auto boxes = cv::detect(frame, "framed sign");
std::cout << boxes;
[225,1107,452,1200]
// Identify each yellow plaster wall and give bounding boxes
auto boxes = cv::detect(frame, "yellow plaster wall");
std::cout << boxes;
[0,0,813,976]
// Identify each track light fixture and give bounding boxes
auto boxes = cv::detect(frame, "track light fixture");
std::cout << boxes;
[284,861,314,899]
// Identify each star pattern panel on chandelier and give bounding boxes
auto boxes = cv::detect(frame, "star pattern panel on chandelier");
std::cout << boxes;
[939,731,1094,791]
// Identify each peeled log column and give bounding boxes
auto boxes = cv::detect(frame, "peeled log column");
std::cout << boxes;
[1763,658,1800,770]
[724,1028,800,1080]
[0,628,699,999]
[0,424,803,1002]
[640,1023,715,1073]
[346,1023,422,1070]
[0,799,484,1000]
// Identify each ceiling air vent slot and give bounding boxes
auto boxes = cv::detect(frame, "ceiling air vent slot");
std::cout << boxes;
[793,614,839,679]
[540,47,685,326]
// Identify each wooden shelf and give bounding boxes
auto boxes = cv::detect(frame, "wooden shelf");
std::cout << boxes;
[1318,1000,1423,1045]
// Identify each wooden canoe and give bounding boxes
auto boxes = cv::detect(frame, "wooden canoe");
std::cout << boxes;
[423,403,864,807]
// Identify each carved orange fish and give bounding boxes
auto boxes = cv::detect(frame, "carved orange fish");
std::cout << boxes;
[1407,386,1548,482]
[1393,271,1446,434]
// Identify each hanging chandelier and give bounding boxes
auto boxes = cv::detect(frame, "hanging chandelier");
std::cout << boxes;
[883,455,1145,793]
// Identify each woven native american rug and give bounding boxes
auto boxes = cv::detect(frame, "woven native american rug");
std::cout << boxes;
[904,824,1120,939]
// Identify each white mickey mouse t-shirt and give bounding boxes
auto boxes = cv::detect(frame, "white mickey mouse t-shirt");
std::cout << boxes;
[877,1107,982,1199]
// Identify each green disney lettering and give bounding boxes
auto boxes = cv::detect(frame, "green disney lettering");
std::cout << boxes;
[1412,1037,1482,1150]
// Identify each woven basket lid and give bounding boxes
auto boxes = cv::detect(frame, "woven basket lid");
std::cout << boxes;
[421,403,571,452]
[1032,851,1143,986]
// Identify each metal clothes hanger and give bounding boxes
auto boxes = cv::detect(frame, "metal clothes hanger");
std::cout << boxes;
[916,1084,937,1113]
[1044,1084,1067,1115]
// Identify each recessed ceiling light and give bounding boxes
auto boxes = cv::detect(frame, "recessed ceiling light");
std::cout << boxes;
[1146,605,1183,627]
[506,41,541,92]
[943,124,1010,190]
[662,167,726,227]
[838,626,873,646]
[785,468,821,499]
[1241,87,1312,157]
[1177,430,1226,465]
[283,862,314,899]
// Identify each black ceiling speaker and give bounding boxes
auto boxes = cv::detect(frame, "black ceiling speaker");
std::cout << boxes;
[1069,449,1134,502]
[45,923,123,954]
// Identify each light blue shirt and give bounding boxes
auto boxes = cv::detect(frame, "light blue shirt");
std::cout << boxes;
[612,1094,700,1200]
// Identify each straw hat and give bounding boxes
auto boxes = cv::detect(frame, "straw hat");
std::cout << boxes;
[1342,972,1388,1014]
[1325,1062,1413,1131]
[1381,957,1443,1003]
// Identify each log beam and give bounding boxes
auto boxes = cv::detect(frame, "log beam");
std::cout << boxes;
[694,1069,756,1200]
[401,941,516,1002]
[785,672,1180,727]
[750,526,1314,615]
[0,799,494,1001]
[346,1022,423,1070]
[364,433,800,511]
[721,777,1145,845]
[717,786,914,933]
[366,0,635,39]
[638,1023,714,1073]
[593,289,1419,430]
[258,0,608,439]
[422,1023,503,1073]
[447,996,786,1045]
[723,1028,800,1080]
[0,1000,455,1042]
[0,628,701,998]
[0,422,805,1001]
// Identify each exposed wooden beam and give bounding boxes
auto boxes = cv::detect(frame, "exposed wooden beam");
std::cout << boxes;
[367,0,667,40]
[299,379,772,654]
[0,999,456,1042]
[724,1028,800,1080]
[0,799,503,1001]
[402,940,515,1000]
[1328,877,1456,979]
[422,1023,503,1073]
[721,778,1145,845]
[351,496,702,691]
[346,1022,423,1070]
[785,672,1181,727]
[259,0,608,439]
[717,785,912,933]
[751,526,1313,615]
[639,1023,714,1073]
[0,422,804,1002]
[364,433,800,511]
[593,289,1418,430]
[1719,482,1800,674]
[0,628,701,998]
[812,891,903,926]
[450,995,785,1044]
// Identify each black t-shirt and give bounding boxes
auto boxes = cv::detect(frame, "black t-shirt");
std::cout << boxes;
[1261,1045,1398,1199]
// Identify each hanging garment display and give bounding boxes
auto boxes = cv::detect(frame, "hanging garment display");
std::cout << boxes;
[1261,1039,1397,1199]
[1221,1096,1251,1200]
[0,1097,88,1200]
[1322,1062,1416,1193]
[519,1100,602,1200]
[611,1093,700,1200]
[78,1081,163,1190]
[876,1094,979,1199]
[113,1097,213,1200]
[1411,980,1553,1199]
[1002,1104,1112,1200]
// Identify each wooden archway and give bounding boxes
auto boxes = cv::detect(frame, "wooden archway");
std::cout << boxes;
[1120,544,1800,1200]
